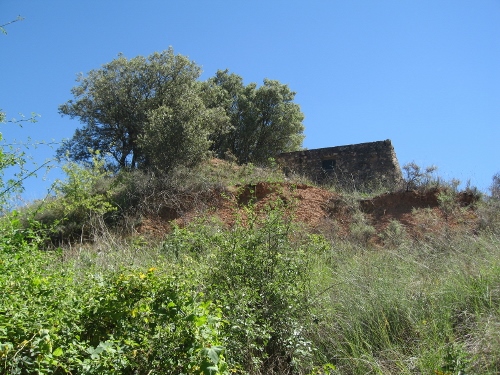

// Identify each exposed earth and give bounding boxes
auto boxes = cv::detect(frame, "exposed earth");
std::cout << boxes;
[137,177,480,244]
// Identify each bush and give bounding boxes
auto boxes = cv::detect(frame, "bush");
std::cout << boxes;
[0,214,228,375]
[478,172,500,234]
[210,209,329,373]
[348,211,376,246]
[402,162,438,191]
[490,172,500,200]
[25,154,119,244]
[160,205,329,374]
[379,219,408,248]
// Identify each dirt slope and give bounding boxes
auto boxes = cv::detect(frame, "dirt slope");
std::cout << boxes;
[137,181,479,242]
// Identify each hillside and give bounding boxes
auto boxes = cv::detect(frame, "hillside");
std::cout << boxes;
[136,171,479,246]
[2,158,499,375]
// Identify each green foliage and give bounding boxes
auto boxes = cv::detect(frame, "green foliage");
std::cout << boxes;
[0,217,228,374]
[208,70,305,165]
[379,219,408,248]
[437,186,461,221]
[3,189,500,374]
[140,88,228,174]
[437,342,471,375]
[205,207,327,373]
[54,153,116,217]
[70,268,227,375]
[41,153,118,241]
[348,211,376,246]
[158,206,331,373]
[58,47,223,170]
[58,52,304,173]
[3,128,500,374]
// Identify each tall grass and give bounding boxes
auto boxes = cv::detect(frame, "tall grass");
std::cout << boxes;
[308,232,500,374]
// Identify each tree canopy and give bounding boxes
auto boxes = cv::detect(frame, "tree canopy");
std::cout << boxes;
[58,48,305,173]
[208,70,305,164]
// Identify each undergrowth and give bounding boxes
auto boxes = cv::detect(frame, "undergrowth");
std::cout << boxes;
[2,160,500,374]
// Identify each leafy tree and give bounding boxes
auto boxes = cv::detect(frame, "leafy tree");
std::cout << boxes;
[59,51,304,173]
[207,70,305,165]
[139,86,228,174]
[58,47,222,170]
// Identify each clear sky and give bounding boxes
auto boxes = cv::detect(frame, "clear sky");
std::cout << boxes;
[2,0,499,201]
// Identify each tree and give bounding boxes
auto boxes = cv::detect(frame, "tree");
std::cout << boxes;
[139,84,229,174]
[207,70,305,165]
[59,51,304,173]
[58,47,220,170]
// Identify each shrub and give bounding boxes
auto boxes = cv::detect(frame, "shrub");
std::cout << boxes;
[348,211,376,246]
[29,154,118,243]
[402,162,438,191]
[478,172,500,234]
[0,211,228,375]
[490,172,500,200]
[164,205,329,374]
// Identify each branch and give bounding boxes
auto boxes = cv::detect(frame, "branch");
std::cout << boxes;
[0,159,54,199]
[0,16,24,35]
[4,112,41,125]
[1,140,62,148]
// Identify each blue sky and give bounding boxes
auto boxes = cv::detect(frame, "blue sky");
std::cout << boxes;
[2,0,499,201]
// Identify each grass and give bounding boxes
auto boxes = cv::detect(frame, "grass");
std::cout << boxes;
[47,206,500,374]
[308,232,500,374]
[3,159,500,374]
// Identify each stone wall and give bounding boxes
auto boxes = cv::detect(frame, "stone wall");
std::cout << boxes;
[276,139,403,190]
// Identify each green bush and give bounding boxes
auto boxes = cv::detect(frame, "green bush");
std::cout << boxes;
[379,219,408,248]
[205,207,328,374]
[348,212,376,246]
[158,204,331,374]
[0,216,228,375]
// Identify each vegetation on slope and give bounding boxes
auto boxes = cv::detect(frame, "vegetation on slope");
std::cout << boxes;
[1,154,500,374]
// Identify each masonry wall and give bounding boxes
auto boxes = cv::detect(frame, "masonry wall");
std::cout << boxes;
[276,139,403,189]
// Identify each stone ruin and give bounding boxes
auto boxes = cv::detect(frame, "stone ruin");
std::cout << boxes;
[276,139,403,190]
